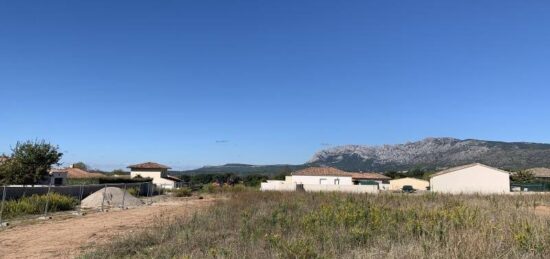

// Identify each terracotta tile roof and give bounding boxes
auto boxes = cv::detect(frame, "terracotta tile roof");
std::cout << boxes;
[292,167,352,177]
[430,163,510,178]
[127,162,171,170]
[351,172,391,180]
[52,168,105,178]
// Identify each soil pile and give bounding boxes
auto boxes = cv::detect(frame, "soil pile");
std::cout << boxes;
[81,187,143,209]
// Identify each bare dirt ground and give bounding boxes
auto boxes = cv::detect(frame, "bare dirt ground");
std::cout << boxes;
[0,196,218,259]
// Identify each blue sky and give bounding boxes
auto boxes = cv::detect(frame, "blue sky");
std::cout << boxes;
[1,1,549,170]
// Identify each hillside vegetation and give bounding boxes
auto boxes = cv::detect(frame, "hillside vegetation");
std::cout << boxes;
[84,191,550,258]
[310,137,550,171]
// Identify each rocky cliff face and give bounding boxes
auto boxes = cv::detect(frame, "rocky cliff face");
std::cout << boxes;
[309,138,550,171]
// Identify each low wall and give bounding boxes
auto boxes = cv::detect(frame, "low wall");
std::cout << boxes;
[260,182,378,194]
[2,183,151,201]
[260,182,296,191]
[303,184,379,193]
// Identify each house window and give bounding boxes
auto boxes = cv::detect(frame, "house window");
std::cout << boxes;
[319,178,328,185]
[334,179,340,185]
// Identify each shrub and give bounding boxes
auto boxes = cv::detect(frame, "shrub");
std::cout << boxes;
[2,193,78,219]
[173,187,192,197]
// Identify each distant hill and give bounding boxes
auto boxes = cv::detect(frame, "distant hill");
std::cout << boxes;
[309,137,550,172]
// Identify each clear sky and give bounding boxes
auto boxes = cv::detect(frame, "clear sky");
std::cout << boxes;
[1,1,549,170]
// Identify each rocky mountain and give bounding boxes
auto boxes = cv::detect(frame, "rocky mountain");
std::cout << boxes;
[309,137,550,172]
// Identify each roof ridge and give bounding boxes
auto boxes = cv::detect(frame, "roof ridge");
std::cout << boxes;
[430,163,509,178]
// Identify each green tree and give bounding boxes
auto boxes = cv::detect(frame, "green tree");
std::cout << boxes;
[511,170,535,183]
[72,162,88,170]
[0,140,63,185]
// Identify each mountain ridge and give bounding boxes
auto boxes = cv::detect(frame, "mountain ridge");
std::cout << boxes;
[309,137,550,171]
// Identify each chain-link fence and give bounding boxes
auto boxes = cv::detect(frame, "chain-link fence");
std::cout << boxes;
[0,182,156,226]
[511,183,550,192]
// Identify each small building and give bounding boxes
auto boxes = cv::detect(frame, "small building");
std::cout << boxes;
[128,162,181,189]
[430,163,510,194]
[389,177,429,191]
[46,169,69,186]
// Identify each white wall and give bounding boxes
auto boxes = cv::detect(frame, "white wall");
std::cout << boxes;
[389,178,430,191]
[260,181,378,193]
[130,169,175,189]
[288,175,353,185]
[430,165,510,194]
[260,181,297,191]
[303,184,378,193]
[130,169,164,179]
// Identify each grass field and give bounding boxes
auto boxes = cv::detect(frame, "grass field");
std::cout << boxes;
[84,190,550,258]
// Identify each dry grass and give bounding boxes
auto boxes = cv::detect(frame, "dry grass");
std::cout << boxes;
[83,191,550,258]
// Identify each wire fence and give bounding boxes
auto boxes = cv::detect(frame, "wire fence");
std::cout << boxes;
[511,183,550,192]
[0,182,210,226]
[0,182,157,226]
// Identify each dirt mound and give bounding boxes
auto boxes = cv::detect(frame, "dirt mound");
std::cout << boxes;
[81,187,143,209]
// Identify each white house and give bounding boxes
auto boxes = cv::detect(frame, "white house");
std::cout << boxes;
[128,162,181,189]
[430,163,510,194]
[389,177,430,191]
[261,167,379,193]
[287,167,354,185]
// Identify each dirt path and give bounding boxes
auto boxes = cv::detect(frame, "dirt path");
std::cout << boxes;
[0,196,217,259]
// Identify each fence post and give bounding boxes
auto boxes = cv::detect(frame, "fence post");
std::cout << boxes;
[0,186,6,226]
[78,184,84,214]
[149,182,153,205]
[43,181,52,219]
[101,184,107,212]
[121,183,126,209]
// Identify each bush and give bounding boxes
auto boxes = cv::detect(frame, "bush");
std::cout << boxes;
[173,187,192,197]
[2,193,78,219]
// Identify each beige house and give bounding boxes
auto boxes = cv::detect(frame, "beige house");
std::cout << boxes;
[128,162,181,189]
[389,177,429,191]
[430,163,510,194]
